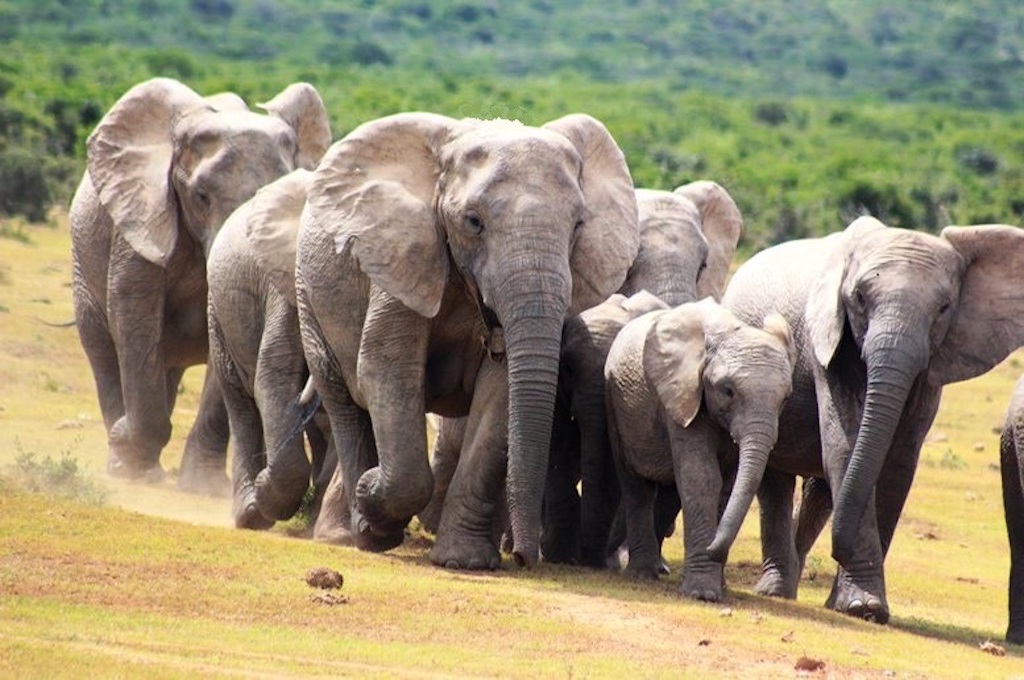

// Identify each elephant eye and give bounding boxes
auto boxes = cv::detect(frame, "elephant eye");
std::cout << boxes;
[854,289,866,309]
[938,300,951,315]
[465,211,484,235]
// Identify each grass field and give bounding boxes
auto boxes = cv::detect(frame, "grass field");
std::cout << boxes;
[1,220,1023,678]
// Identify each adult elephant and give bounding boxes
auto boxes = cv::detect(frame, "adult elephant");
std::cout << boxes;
[999,376,1024,645]
[207,169,335,531]
[605,298,795,601]
[722,215,1024,623]
[296,112,639,568]
[70,77,331,492]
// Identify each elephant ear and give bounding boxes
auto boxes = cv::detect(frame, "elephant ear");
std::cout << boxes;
[203,92,249,112]
[305,113,458,318]
[543,114,640,314]
[244,168,314,306]
[87,77,206,267]
[674,181,743,301]
[258,83,332,170]
[643,299,718,428]
[931,224,1024,384]
[806,216,887,367]
[620,289,669,316]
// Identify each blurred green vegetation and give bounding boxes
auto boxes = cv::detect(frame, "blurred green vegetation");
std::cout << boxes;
[2,0,1023,250]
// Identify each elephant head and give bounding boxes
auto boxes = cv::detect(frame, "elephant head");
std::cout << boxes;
[643,298,795,561]
[303,112,639,565]
[86,77,331,266]
[620,181,742,307]
[807,216,1024,565]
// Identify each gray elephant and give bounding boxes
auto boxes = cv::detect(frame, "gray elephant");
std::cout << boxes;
[722,215,1024,623]
[70,77,331,491]
[605,298,795,600]
[207,169,336,531]
[544,182,743,567]
[296,112,639,568]
[999,376,1024,645]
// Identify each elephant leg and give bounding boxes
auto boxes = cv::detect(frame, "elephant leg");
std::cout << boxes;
[429,359,508,571]
[305,411,336,527]
[74,292,125,433]
[654,485,681,575]
[106,259,173,479]
[177,367,230,496]
[754,468,799,598]
[541,399,582,565]
[823,501,887,624]
[605,400,659,579]
[670,419,725,602]
[578,407,621,570]
[794,476,833,576]
[254,306,314,521]
[418,415,467,535]
[354,295,433,544]
[1001,406,1024,645]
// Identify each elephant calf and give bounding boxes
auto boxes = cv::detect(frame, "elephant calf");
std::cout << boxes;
[605,298,795,601]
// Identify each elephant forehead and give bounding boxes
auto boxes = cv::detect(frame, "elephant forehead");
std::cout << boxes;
[449,124,580,178]
[180,109,295,150]
[855,229,963,278]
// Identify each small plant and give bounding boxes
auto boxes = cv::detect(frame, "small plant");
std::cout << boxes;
[277,485,317,537]
[926,448,968,470]
[7,441,108,505]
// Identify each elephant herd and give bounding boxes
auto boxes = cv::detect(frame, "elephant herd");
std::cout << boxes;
[68,78,1024,644]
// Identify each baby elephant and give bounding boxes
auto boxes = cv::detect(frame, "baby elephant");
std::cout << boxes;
[605,298,795,601]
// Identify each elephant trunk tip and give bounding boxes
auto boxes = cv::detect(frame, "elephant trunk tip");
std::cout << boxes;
[512,545,538,569]
[705,536,729,564]
[830,523,857,567]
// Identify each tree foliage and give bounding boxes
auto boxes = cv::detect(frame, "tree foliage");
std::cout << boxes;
[2,0,1023,247]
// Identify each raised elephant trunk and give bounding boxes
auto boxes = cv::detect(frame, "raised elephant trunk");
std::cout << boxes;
[831,330,927,566]
[706,426,777,562]
[499,269,569,568]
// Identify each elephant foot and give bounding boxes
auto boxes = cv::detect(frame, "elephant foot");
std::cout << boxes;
[825,569,889,624]
[1006,622,1024,646]
[254,469,307,522]
[754,567,797,599]
[351,509,406,553]
[416,499,443,535]
[541,528,580,565]
[680,564,725,602]
[176,456,229,497]
[107,453,165,484]
[313,514,354,546]
[234,498,274,531]
[429,530,501,570]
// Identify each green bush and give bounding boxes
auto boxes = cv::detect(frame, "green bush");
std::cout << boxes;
[7,448,108,506]
[0,147,51,223]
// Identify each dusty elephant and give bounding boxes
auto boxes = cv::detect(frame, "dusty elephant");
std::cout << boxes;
[296,112,639,568]
[207,169,336,531]
[999,375,1024,645]
[723,216,1024,622]
[70,77,330,492]
[605,298,795,600]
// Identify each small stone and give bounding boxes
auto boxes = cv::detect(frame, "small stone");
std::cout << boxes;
[310,591,348,606]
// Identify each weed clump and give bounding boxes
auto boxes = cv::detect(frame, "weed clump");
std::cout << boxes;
[5,446,108,505]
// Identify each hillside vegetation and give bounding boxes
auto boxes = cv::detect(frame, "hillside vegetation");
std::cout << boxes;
[2,1,1024,248]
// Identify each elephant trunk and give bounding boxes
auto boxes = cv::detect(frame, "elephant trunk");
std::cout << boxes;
[706,424,777,562]
[574,385,620,566]
[831,329,927,566]
[499,270,569,568]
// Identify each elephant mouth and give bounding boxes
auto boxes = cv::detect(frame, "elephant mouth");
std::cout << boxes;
[474,288,505,362]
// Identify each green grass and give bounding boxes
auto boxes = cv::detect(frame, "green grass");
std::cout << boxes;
[1,220,1023,676]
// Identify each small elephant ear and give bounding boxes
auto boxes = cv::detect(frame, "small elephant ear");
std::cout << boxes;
[806,215,887,367]
[643,299,716,428]
[763,312,797,370]
[87,77,206,267]
[244,168,314,306]
[620,289,669,316]
[305,112,458,318]
[543,114,640,314]
[203,92,249,112]
[674,181,743,301]
[931,224,1024,384]
[258,83,332,170]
